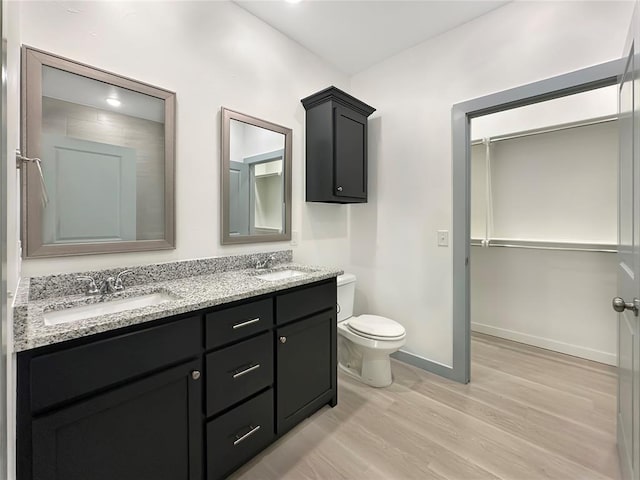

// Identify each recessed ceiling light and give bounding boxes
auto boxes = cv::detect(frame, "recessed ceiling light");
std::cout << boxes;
[285,0,302,4]
[106,97,121,107]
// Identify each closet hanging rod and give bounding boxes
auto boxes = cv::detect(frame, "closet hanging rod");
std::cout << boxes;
[470,238,617,253]
[470,114,618,146]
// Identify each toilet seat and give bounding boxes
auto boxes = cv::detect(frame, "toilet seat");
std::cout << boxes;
[347,315,406,341]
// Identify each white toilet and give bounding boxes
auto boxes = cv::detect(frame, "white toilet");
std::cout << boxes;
[337,273,406,387]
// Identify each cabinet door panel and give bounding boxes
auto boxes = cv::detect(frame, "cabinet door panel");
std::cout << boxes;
[334,105,367,199]
[276,311,333,433]
[32,360,202,480]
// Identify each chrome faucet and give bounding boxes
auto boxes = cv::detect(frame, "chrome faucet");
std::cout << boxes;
[114,270,133,292]
[101,270,133,294]
[99,277,116,295]
[77,270,133,296]
[77,275,99,295]
[255,255,276,270]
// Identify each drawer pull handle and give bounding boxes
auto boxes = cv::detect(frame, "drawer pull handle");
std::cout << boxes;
[232,318,260,329]
[232,364,261,379]
[233,425,261,446]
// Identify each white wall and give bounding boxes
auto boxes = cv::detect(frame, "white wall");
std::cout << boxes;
[349,1,633,367]
[471,248,617,364]
[18,0,351,276]
[471,121,618,244]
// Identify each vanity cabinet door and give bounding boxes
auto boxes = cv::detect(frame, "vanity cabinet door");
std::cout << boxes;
[276,310,336,434]
[30,359,202,480]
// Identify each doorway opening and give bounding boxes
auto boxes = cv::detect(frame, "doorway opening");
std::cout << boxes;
[450,59,625,479]
[450,59,623,384]
[469,86,618,366]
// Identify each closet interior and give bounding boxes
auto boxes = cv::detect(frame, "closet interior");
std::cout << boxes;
[470,86,619,365]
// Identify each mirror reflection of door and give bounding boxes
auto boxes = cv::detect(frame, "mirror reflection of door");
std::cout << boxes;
[228,119,285,237]
[229,161,249,236]
[41,134,137,244]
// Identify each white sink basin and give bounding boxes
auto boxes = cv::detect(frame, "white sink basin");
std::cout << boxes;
[44,292,178,326]
[255,269,306,281]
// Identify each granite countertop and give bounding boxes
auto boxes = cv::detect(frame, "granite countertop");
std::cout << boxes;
[13,261,342,352]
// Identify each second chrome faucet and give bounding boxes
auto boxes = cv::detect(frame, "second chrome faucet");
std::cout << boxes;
[77,270,133,296]
[255,255,276,270]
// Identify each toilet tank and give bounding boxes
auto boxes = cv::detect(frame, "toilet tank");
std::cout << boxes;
[337,273,356,322]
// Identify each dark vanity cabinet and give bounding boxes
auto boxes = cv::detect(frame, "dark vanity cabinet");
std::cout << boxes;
[17,278,337,480]
[17,316,203,480]
[301,86,375,203]
[205,280,337,479]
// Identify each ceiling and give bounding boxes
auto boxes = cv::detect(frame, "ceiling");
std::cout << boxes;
[234,0,511,75]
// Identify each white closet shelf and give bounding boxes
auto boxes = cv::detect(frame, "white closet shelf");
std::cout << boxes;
[470,114,617,146]
[470,238,616,253]
[255,172,282,179]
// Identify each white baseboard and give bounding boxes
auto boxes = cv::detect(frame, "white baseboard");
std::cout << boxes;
[471,322,616,366]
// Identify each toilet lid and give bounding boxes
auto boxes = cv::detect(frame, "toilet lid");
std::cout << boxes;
[347,315,405,339]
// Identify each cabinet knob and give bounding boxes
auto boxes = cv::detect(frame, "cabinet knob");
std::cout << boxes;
[191,370,201,380]
[279,336,287,344]
[337,186,343,192]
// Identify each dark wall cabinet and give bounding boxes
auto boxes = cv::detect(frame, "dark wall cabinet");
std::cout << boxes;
[17,279,337,480]
[302,86,375,203]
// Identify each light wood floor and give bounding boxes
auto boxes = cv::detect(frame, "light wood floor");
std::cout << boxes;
[232,333,619,480]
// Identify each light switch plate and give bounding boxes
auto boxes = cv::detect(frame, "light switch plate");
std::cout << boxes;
[437,230,449,247]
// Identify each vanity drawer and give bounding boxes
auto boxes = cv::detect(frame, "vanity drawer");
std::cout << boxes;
[276,280,335,325]
[206,331,273,416]
[30,316,201,413]
[206,388,274,480]
[206,298,273,349]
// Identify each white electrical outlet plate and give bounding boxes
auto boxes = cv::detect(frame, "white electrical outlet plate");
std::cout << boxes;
[291,230,299,246]
[437,230,449,247]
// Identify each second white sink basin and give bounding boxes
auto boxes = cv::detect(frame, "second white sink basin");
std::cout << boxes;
[44,292,178,326]
[255,269,306,281]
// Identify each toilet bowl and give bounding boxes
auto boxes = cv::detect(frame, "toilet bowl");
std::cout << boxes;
[337,274,406,387]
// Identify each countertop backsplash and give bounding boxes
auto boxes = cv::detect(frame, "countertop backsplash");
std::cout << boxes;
[25,250,293,301]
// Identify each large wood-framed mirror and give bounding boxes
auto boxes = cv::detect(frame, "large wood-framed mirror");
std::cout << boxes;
[221,108,292,245]
[21,46,176,258]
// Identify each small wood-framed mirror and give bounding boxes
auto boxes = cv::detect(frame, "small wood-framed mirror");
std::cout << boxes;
[21,46,176,258]
[221,108,292,245]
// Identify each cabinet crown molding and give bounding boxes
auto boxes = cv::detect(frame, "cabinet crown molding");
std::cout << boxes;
[301,86,376,117]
